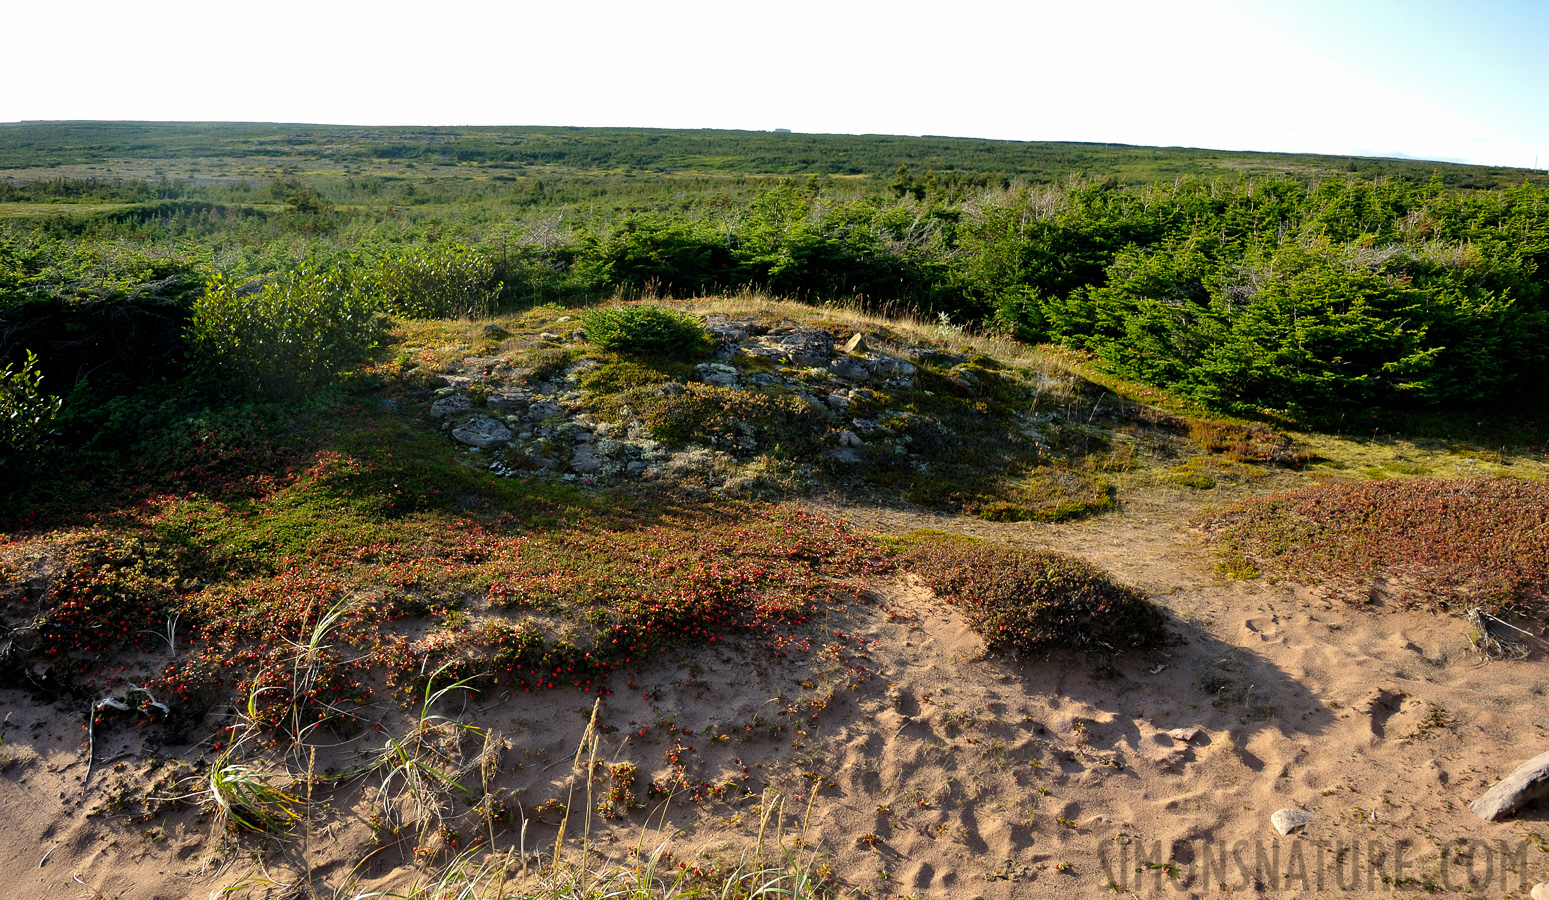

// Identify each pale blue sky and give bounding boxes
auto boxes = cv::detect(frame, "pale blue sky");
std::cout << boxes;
[1,0,1543,168]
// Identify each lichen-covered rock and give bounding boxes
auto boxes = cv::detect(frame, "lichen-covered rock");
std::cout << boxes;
[830,358,870,380]
[451,416,513,449]
[772,331,834,367]
[526,401,564,420]
[487,393,528,412]
[430,395,472,418]
[696,363,740,388]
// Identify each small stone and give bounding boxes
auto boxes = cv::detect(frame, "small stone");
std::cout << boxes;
[1530,881,1549,900]
[1270,809,1314,836]
[482,324,510,338]
[1470,749,1549,822]
[526,401,563,420]
[851,418,882,434]
[430,395,472,418]
[838,429,864,448]
[826,393,850,411]
[750,373,775,386]
[842,333,867,354]
[539,331,564,342]
[1168,727,1202,743]
[625,460,648,475]
[451,416,514,449]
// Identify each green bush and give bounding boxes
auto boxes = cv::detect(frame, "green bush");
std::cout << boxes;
[903,534,1168,655]
[1,349,62,473]
[188,263,384,398]
[580,303,711,356]
[369,244,500,319]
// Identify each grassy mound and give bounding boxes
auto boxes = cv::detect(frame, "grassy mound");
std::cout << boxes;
[1199,477,1549,611]
[900,533,1168,655]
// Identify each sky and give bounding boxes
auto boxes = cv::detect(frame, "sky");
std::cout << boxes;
[1,0,1544,168]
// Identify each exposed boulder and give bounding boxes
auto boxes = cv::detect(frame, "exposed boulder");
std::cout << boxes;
[771,331,834,367]
[451,416,513,449]
[696,362,740,388]
[830,358,870,381]
[430,395,472,418]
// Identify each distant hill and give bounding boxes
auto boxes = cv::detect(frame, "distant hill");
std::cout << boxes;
[1,121,1542,188]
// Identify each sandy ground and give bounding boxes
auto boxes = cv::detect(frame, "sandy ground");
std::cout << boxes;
[4,486,1549,899]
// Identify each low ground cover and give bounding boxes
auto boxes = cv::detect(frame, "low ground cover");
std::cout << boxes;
[1199,477,1549,612]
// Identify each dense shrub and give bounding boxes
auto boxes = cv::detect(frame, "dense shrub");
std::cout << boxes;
[368,243,501,319]
[0,349,61,480]
[188,264,384,398]
[1199,477,1549,611]
[580,303,711,356]
[903,534,1168,654]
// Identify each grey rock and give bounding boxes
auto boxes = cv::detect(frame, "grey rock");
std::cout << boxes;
[535,382,561,396]
[451,416,513,449]
[773,331,834,367]
[867,354,917,379]
[574,430,595,443]
[885,376,914,390]
[838,429,864,448]
[487,393,528,412]
[830,358,870,381]
[824,447,864,463]
[482,324,510,338]
[625,460,648,476]
[529,453,560,470]
[657,383,686,396]
[712,343,738,361]
[526,401,563,420]
[571,444,605,474]
[696,362,740,388]
[851,418,882,434]
[430,395,472,418]
[1168,726,1203,743]
[841,333,868,354]
[1270,809,1314,836]
[380,398,399,412]
[539,331,564,342]
[1470,749,1549,822]
[750,373,775,386]
[826,393,850,411]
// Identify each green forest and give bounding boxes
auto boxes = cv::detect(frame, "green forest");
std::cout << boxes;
[4,122,1549,492]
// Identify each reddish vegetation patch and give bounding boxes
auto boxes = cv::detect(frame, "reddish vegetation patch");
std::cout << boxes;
[1199,477,1549,611]
[901,534,1168,654]
[2,497,894,741]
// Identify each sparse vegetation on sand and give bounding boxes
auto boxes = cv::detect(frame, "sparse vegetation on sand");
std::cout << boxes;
[1199,477,1549,612]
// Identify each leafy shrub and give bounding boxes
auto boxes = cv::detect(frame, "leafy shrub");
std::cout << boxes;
[580,303,711,356]
[902,534,1168,654]
[188,263,384,398]
[369,244,501,319]
[0,349,61,473]
[1199,477,1549,611]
